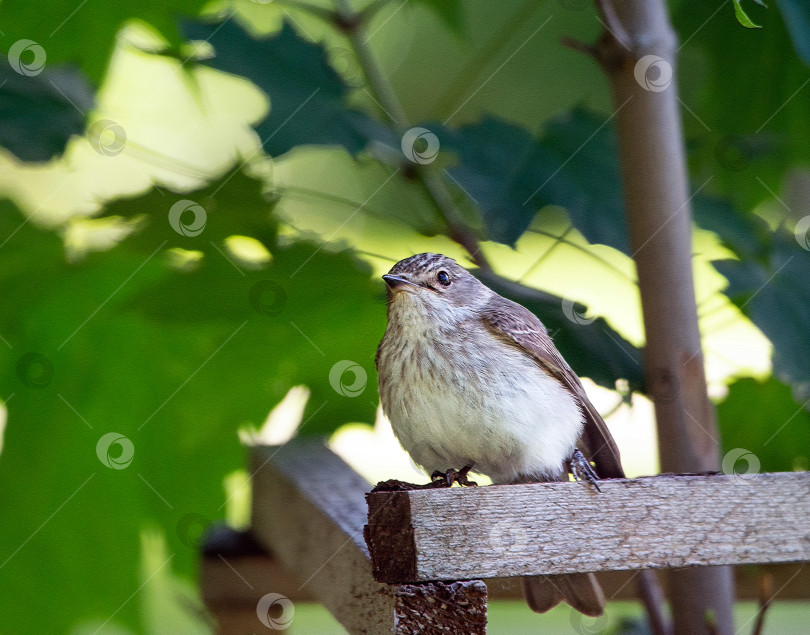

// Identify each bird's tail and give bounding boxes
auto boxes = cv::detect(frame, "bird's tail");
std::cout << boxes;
[522,573,605,617]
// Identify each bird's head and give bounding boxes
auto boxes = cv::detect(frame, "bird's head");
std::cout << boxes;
[383,253,491,325]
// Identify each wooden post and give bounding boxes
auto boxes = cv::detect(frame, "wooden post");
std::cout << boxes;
[248,439,487,634]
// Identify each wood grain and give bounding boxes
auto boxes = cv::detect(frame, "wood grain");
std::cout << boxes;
[250,439,487,634]
[367,472,810,583]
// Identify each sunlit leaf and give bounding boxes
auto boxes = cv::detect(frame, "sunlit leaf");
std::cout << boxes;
[182,20,388,157]
[691,194,770,259]
[732,0,764,29]
[442,108,629,252]
[714,229,810,395]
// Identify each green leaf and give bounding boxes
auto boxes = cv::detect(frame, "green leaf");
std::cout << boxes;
[691,194,770,259]
[479,273,644,391]
[442,108,629,251]
[97,171,383,432]
[674,2,810,212]
[0,173,383,631]
[0,65,93,161]
[717,375,810,472]
[733,0,764,29]
[0,0,210,84]
[776,0,810,64]
[412,0,463,32]
[714,229,810,395]
[182,20,387,156]
[442,108,772,265]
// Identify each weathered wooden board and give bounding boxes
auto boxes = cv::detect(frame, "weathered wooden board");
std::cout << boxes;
[250,440,487,634]
[367,472,810,583]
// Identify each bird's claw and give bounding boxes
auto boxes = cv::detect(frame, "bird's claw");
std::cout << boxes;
[569,449,602,492]
[430,465,478,488]
[371,465,477,492]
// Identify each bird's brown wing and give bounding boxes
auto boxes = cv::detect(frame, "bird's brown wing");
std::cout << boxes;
[481,294,625,479]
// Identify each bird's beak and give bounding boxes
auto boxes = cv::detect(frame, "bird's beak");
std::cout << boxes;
[382,274,419,292]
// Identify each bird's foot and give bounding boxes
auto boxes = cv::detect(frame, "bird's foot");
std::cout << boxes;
[430,465,478,488]
[569,449,602,493]
[371,466,477,492]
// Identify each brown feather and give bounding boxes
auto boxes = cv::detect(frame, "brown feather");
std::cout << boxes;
[481,294,625,479]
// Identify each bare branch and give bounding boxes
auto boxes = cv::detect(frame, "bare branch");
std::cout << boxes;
[332,0,491,271]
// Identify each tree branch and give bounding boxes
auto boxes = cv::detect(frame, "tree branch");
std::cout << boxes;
[332,0,490,270]
[590,0,736,633]
[752,573,774,635]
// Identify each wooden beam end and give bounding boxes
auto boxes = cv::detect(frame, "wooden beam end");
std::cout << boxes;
[366,490,419,583]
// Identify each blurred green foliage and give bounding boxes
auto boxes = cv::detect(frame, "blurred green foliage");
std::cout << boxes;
[0,65,93,161]
[183,20,385,156]
[0,0,209,83]
[441,108,629,250]
[1,0,809,632]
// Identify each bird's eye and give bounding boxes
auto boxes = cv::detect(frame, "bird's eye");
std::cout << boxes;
[437,271,451,286]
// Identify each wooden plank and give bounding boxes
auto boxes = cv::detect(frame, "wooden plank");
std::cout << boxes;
[200,526,316,634]
[200,526,810,608]
[250,440,487,634]
[367,472,810,583]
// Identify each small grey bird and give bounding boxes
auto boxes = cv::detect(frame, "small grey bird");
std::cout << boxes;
[376,252,624,617]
